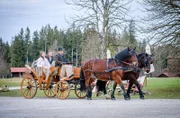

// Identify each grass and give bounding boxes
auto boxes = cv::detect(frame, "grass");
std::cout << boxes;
[144,77,180,99]
[0,78,22,87]
[0,77,180,99]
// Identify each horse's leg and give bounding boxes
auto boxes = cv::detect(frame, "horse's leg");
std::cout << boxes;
[134,80,144,99]
[85,77,92,100]
[116,77,130,100]
[127,81,133,99]
[100,81,110,99]
[120,83,130,100]
[111,82,117,100]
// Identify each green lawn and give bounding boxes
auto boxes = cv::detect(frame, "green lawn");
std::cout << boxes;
[0,78,22,87]
[0,77,180,99]
[144,77,180,99]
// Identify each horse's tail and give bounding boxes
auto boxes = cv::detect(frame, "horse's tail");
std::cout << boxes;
[80,67,86,91]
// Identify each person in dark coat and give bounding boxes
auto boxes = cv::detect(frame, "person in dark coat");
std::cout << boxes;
[55,47,68,67]
[55,47,73,78]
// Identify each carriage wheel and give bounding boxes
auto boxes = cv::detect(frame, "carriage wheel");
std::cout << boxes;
[21,77,37,99]
[74,83,86,99]
[43,83,56,98]
[55,80,70,100]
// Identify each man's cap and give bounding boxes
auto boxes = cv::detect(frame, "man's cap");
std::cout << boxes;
[58,47,63,51]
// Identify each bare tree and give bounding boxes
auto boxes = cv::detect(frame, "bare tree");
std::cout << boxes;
[0,55,9,78]
[67,0,132,58]
[141,0,180,45]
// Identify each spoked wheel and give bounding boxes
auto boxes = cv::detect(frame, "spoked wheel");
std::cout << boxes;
[55,80,70,100]
[74,83,86,99]
[21,77,37,99]
[43,83,56,98]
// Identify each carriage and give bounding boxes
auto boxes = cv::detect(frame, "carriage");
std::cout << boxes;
[21,65,86,99]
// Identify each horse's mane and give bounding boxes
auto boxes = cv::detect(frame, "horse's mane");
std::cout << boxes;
[115,48,135,61]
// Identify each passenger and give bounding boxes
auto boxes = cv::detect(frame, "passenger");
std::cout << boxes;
[46,51,54,65]
[37,51,51,80]
[55,47,73,79]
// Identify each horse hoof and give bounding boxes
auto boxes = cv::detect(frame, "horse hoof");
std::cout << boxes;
[140,96,144,99]
[87,98,92,100]
[127,95,131,100]
[125,97,130,100]
[111,98,116,100]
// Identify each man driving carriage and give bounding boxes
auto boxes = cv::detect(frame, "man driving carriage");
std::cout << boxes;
[55,47,73,79]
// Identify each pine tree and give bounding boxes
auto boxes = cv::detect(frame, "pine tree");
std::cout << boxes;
[24,27,31,64]
[39,26,46,52]
[31,31,40,60]
[0,38,9,77]
[11,36,21,67]
[128,20,137,47]
[3,42,11,65]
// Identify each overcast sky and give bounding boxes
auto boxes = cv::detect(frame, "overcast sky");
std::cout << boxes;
[0,0,146,43]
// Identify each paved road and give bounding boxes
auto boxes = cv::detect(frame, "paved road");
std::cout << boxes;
[0,97,180,118]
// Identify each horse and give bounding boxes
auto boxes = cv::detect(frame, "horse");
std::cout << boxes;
[80,47,138,100]
[110,53,153,100]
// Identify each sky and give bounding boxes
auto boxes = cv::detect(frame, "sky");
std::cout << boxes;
[0,0,146,44]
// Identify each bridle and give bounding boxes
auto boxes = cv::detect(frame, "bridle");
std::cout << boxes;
[138,53,152,68]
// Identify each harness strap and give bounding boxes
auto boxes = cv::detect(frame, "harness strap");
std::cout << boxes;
[120,61,132,66]
[113,58,117,67]
[105,67,124,73]
[106,59,112,80]
[90,59,97,79]
[92,59,96,74]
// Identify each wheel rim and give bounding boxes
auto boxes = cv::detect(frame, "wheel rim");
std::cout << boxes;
[21,78,37,99]
[74,83,86,99]
[43,83,56,98]
[55,81,70,100]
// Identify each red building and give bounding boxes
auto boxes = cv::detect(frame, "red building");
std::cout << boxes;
[10,67,28,77]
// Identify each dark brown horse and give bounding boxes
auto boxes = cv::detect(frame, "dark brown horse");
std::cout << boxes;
[110,53,153,100]
[80,48,138,100]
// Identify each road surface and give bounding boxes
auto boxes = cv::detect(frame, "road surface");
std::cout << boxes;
[0,97,180,118]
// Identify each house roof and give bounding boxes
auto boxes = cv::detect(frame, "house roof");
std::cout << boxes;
[157,72,180,77]
[10,67,28,73]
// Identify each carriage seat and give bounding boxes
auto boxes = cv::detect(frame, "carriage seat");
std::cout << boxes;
[73,67,81,79]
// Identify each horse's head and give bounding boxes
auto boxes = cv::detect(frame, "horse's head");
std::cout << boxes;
[138,53,153,73]
[115,47,138,66]
[126,47,138,67]
[146,53,153,64]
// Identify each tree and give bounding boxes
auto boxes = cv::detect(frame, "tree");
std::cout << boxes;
[3,42,11,65]
[128,20,137,46]
[11,36,21,67]
[24,27,31,64]
[117,20,138,48]
[67,0,132,58]
[142,0,180,45]
[0,55,9,78]
[31,31,40,60]
[19,28,26,66]
[39,26,46,52]
[0,38,9,77]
